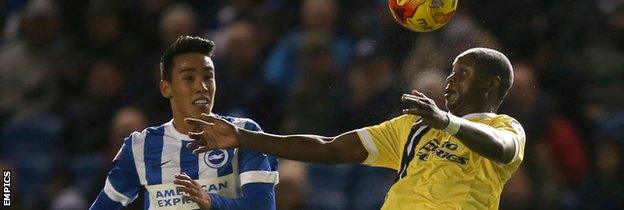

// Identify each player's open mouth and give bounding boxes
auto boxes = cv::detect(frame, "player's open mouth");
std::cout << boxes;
[193,99,210,106]
[444,89,456,98]
[444,88,459,104]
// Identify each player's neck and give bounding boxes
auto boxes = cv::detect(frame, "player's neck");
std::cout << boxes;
[171,111,214,135]
[451,104,498,117]
[171,118,192,135]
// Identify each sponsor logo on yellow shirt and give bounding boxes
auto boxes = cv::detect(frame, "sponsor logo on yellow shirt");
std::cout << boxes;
[416,139,468,165]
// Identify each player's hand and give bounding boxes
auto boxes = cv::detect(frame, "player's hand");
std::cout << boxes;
[173,173,211,210]
[401,90,449,129]
[184,113,240,154]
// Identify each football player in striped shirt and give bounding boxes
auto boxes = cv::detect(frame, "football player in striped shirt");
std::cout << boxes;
[186,47,525,210]
[89,36,278,210]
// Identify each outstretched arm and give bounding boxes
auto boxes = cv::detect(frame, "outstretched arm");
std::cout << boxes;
[184,115,368,164]
[401,90,517,163]
[239,131,367,164]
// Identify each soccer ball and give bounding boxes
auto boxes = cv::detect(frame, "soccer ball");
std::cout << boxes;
[388,0,458,32]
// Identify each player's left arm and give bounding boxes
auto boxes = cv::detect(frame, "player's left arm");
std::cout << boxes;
[175,120,277,210]
[402,91,521,163]
[448,115,521,163]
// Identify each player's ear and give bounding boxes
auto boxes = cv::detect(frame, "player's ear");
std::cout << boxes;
[486,75,501,92]
[160,80,172,98]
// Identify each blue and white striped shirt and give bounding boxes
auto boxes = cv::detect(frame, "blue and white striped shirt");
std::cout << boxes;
[90,116,278,209]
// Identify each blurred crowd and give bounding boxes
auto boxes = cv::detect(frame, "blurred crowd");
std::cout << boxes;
[1,0,623,209]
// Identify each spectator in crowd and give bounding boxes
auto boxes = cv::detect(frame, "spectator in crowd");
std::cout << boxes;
[0,0,66,121]
[580,136,624,209]
[263,0,353,94]
[212,20,265,117]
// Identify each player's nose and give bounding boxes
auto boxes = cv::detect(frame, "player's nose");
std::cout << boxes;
[446,73,456,84]
[194,80,209,93]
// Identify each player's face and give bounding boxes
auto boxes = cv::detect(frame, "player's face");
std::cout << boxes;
[164,53,216,120]
[445,58,486,114]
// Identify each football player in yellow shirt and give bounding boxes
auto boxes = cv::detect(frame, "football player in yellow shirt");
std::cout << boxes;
[184,47,526,210]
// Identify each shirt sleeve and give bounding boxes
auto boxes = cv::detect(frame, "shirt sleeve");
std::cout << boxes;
[355,115,417,170]
[491,115,526,165]
[89,136,141,210]
[238,119,279,186]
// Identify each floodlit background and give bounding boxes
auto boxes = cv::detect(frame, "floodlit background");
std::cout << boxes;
[1,0,623,209]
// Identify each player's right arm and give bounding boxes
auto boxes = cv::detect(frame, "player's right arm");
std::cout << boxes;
[90,136,141,209]
[239,131,367,164]
[185,113,408,168]
[184,114,367,164]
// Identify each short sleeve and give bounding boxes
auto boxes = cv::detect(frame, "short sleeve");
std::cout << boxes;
[90,136,141,209]
[491,115,526,165]
[355,115,417,170]
[243,119,263,132]
[238,119,279,186]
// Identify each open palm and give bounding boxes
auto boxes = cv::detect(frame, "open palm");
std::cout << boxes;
[185,113,240,154]
[401,90,449,129]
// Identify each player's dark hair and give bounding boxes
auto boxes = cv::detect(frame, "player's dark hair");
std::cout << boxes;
[454,47,513,98]
[160,36,215,82]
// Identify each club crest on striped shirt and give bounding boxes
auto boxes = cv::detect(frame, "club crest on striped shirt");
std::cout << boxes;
[204,149,228,168]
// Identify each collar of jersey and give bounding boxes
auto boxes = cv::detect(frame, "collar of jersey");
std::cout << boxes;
[165,119,192,141]
[461,112,496,120]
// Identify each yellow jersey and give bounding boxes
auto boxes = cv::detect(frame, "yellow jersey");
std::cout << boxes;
[355,113,525,210]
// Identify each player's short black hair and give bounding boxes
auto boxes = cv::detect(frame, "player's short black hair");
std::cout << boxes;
[454,47,513,97]
[160,36,215,82]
